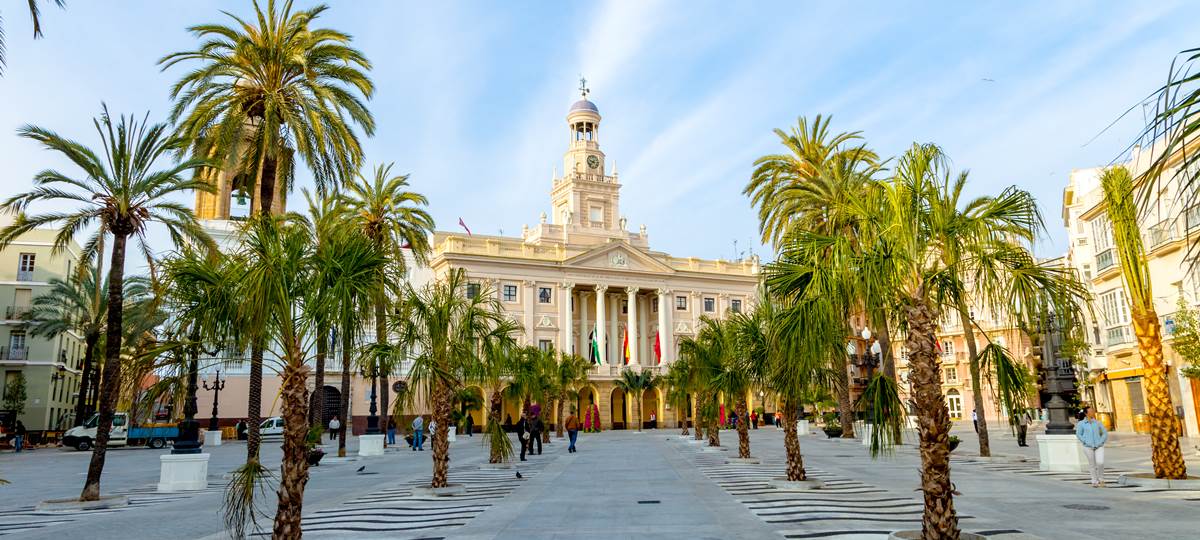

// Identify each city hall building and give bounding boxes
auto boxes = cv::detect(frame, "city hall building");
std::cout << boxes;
[429,89,760,430]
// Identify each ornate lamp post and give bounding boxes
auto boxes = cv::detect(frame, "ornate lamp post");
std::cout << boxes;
[202,369,227,432]
[172,345,203,454]
[1037,312,1077,435]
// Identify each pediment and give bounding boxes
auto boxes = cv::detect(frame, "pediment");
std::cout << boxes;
[564,242,675,274]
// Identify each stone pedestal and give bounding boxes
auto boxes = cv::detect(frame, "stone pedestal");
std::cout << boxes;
[359,434,385,457]
[796,419,809,436]
[203,430,222,447]
[1036,434,1087,472]
[448,426,457,442]
[157,453,210,492]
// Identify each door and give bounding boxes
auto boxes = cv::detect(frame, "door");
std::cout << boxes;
[946,394,963,420]
[110,414,129,445]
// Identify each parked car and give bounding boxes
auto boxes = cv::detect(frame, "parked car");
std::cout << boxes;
[260,416,285,437]
[62,412,179,451]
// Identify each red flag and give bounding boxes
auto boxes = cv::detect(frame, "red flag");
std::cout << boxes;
[654,331,662,364]
[623,328,630,365]
[458,217,472,236]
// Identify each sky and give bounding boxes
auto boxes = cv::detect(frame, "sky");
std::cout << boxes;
[0,0,1194,268]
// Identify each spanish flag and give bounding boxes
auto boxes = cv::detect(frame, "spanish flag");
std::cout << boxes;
[654,331,662,364]
[623,328,630,365]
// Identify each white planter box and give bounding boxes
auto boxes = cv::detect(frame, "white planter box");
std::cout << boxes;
[203,430,222,447]
[157,453,210,492]
[796,419,810,436]
[358,434,385,457]
[1037,434,1087,472]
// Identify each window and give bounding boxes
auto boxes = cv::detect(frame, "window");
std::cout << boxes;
[621,300,628,314]
[652,299,658,313]
[943,367,958,382]
[538,287,552,304]
[17,253,35,280]
[730,299,742,313]
[1090,218,1113,251]
[946,391,963,419]
[503,284,518,302]
[1099,289,1130,327]
[466,283,481,299]
[8,330,26,358]
[703,297,715,312]
[589,206,603,224]
[538,339,553,352]
[675,296,688,310]
[940,340,954,356]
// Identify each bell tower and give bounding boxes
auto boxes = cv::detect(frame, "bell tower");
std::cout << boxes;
[551,78,622,234]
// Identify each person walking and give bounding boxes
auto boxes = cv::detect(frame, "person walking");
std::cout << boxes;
[465,414,474,437]
[515,414,530,461]
[530,412,544,455]
[1016,410,1031,447]
[328,417,341,443]
[386,418,396,446]
[971,409,978,433]
[411,415,425,451]
[13,421,26,452]
[1075,406,1109,487]
[565,408,580,453]
[751,411,758,429]
[236,419,248,441]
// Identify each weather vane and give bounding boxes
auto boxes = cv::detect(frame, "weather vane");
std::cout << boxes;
[579,74,589,99]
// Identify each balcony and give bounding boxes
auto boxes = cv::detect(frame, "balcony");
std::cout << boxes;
[1144,221,1178,250]
[1186,205,1200,231]
[1105,326,1133,347]
[4,306,30,320]
[16,270,33,281]
[0,347,28,360]
[1095,248,1116,273]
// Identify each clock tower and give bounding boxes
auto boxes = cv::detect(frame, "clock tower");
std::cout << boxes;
[551,78,622,235]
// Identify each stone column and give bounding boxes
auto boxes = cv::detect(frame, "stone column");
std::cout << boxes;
[559,282,573,354]
[657,289,670,365]
[579,290,590,360]
[626,286,639,367]
[523,280,537,345]
[638,293,649,366]
[595,285,608,365]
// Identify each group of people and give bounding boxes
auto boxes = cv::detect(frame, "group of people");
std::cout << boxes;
[1,420,27,452]
[726,410,771,429]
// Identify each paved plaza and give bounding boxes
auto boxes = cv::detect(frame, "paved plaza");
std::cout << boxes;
[1,425,1197,539]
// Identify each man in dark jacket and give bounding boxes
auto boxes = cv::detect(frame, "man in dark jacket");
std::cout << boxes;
[515,416,530,461]
[530,413,544,455]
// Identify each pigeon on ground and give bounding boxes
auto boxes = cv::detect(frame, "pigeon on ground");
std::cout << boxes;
[515,471,523,479]
[356,466,366,473]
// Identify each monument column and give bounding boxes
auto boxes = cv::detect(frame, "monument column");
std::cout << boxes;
[626,286,639,367]
[657,288,670,365]
[595,285,608,365]
[559,282,574,354]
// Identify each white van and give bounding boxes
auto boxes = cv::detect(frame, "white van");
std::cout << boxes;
[260,416,284,437]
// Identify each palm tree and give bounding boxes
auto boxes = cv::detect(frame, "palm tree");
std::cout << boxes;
[1098,166,1188,479]
[614,367,657,433]
[302,190,347,428]
[0,106,211,502]
[24,270,113,426]
[549,351,590,438]
[398,269,517,488]
[663,357,695,436]
[678,317,734,447]
[461,326,519,464]
[341,163,434,441]
[161,0,376,214]
[506,346,550,428]
[0,0,64,76]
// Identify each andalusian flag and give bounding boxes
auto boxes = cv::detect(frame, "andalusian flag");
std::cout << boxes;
[589,328,601,365]
[623,328,630,365]
[654,331,662,364]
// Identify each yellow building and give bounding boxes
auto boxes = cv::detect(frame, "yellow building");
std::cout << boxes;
[428,88,760,430]
[1061,147,1200,437]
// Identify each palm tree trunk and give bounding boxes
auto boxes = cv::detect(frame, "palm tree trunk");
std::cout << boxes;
[707,394,720,447]
[736,399,750,458]
[246,340,265,462]
[905,293,959,539]
[555,393,565,438]
[837,353,856,438]
[871,309,897,378]
[258,155,277,217]
[375,296,389,446]
[310,323,328,427]
[782,400,806,481]
[956,300,990,457]
[73,333,98,426]
[488,390,503,463]
[1132,311,1189,479]
[680,397,689,436]
[79,232,128,502]
[338,328,352,458]
[271,351,311,539]
[431,377,453,488]
[635,394,643,432]
[693,395,703,441]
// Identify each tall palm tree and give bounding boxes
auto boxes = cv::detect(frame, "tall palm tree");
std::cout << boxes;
[505,345,550,429]
[549,351,591,438]
[678,317,733,447]
[614,368,657,433]
[303,190,349,428]
[161,0,376,214]
[0,106,211,502]
[0,0,64,76]
[663,356,695,436]
[24,270,114,425]
[460,325,518,464]
[1099,166,1188,479]
[341,163,434,440]
[398,269,517,488]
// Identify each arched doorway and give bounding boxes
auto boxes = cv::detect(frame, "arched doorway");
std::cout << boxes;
[946,389,963,421]
[501,387,522,432]
[611,388,627,429]
[319,385,341,426]
[461,386,485,434]
[642,388,659,429]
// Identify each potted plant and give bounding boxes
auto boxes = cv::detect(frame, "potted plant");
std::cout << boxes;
[947,435,960,452]
[305,426,326,466]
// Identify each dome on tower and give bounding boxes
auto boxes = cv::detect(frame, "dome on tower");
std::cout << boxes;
[569,98,599,113]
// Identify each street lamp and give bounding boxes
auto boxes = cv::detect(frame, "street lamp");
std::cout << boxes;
[172,345,203,455]
[202,369,226,432]
[1037,312,1077,435]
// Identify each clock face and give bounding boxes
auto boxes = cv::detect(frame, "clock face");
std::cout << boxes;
[587,155,600,169]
